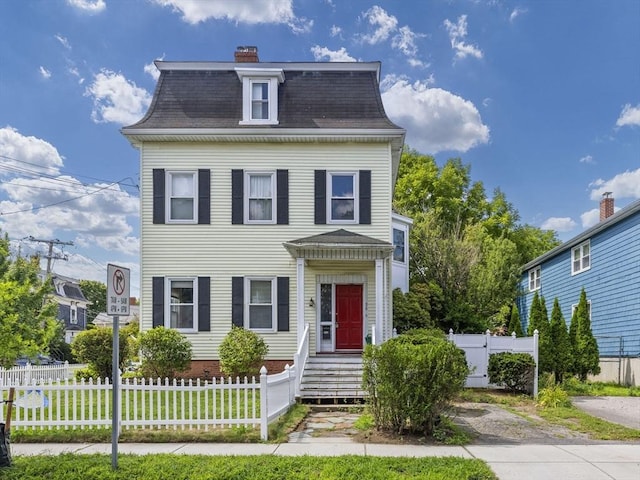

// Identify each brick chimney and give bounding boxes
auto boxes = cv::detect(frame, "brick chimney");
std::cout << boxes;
[599,192,614,221]
[234,46,259,63]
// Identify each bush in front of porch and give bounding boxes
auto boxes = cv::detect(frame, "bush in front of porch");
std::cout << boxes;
[362,329,468,437]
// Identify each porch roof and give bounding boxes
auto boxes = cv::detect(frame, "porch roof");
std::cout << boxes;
[283,229,392,261]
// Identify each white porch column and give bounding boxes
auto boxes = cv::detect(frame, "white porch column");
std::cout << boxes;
[296,257,305,345]
[375,258,384,344]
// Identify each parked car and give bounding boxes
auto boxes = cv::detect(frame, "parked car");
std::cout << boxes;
[14,354,63,366]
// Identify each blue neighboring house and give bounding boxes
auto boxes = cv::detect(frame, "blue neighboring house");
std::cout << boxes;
[517,195,640,361]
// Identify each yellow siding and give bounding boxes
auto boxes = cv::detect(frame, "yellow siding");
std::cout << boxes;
[140,142,393,360]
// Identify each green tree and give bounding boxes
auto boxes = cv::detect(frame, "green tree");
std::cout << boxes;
[573,288,600,381]
[0,238,59,369]
[219,327,268,378]
[71,327,131,379]
[79,280,107,326]
[138,327,192,379]
[507,304,524,337]
[392,284,438,334]
[548,298,571,383]
[529,295,552,374]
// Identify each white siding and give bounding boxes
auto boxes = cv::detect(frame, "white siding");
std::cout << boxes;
[140,142,393,359]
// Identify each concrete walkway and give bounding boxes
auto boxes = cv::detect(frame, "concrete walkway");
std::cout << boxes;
[11,442,640,480]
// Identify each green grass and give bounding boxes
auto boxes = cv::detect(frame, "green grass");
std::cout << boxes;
[561,379,640,397]
[537,406,640,441]
[2,454,497,480]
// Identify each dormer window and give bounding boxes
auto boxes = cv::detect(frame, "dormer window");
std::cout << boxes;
[235,68,285,125]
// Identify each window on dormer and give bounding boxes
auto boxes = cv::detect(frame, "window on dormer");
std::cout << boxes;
[235,68,284,125]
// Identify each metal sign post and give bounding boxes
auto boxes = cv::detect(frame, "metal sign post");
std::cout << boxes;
[106,264,130,470]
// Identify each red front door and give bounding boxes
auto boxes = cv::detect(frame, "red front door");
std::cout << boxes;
[335,284,363,350]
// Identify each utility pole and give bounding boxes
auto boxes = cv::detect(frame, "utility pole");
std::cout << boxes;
[26,237,74,274]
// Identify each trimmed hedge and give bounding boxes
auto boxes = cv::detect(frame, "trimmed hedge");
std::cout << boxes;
[488,351,535,394]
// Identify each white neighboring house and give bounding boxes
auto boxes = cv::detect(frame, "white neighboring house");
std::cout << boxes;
[121,47,407,379]
[93,304,140,328]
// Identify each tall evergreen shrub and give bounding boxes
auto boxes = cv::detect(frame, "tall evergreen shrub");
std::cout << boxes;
[507,303,524,337]
[573,288,600,380]
[548,298,571,383]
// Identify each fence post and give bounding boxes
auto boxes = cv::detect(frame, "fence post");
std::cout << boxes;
[485,330,491,385]
[448,329,454,342]
[533,330,539,397]
[259,366,268,441]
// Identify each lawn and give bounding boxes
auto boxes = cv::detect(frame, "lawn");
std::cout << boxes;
[2,454,497,480]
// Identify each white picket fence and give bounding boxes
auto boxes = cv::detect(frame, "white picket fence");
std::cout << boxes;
[448,329,539,396]
[0,365,297,440]
[0,362,73,385]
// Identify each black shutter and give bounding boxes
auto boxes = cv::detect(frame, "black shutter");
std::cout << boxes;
[277,277,290,332]
[231,277,244,327]
[359,170,371,224]
[152,169,165,224]
[231,169,244,225]
[198,169,210,225]
[276,169,289,225]
[152,277,164,327]
[314,170,326,224]
[198,277,211,332]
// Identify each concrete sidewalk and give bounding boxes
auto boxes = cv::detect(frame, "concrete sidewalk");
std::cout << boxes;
[11,442,640,480]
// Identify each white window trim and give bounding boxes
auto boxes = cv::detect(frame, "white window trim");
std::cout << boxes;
[165,171,198,224]
[244,277,277,333]
[392,226,408,264]
[165,277,198,333]
[528,267,541,292]
[327,171,359,224]
[571,300,592,319]
[571,240,591,275]
[236,68,285,126]
[70,302,78,324]
[244,171,276,224]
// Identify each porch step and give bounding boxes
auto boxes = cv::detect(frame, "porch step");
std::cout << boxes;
[299,355,366,403]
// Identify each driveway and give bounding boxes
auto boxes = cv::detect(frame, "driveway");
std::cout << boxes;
[572,396,640,430]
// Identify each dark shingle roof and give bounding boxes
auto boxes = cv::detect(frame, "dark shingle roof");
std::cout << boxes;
[287,229,391,246]
[126,65,401,131]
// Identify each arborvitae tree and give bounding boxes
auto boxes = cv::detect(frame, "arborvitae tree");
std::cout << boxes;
[507,303,524,337]
[536,296,552,374]
[527,292,542,336]
[574,288,600,381]
[549,298,572,383]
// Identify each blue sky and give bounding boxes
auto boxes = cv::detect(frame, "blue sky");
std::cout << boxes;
[0,0,638,296]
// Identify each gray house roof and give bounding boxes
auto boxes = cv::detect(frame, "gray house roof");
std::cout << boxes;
[523,198,640,270]
[126,63,401,131]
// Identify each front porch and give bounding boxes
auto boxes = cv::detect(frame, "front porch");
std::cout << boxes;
[298,354,365,403]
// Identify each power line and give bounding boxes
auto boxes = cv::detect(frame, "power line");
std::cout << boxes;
[25,236,74,274]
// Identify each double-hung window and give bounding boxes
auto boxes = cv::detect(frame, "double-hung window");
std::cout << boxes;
[245,172,275,223]
[70,302,78,324]
[328,172,358,223]
[246,277,276,332]
[167,278,197,332]
[166,171,197,223]
[393,228,406,263]
[236,68,285,125]
[571,240,590,275]
[528,267,541,291]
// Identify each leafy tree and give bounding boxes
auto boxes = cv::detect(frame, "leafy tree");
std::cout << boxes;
[548,298,571,383]
[71,327,131,379]
[392,284,438,334]
[79,280,107,326]
[138,327,192,379]
[573,288,600,381]
[507,303,524,337]
[219,327,268,378]
[0,235,58,369]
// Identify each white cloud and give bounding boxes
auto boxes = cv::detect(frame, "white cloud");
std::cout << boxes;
[381,76,490,153]
[66,0,106,14]
[310,46,356,62]
[579,155,594,164]
[580,209,600,228]
[144,61,161,82]
[509,7,528,22]
[330,25,342,37]
[444,15,483,60]
[0,126,64,176]
[55,34,71,50]
[616,103,640,127]
[152,0,311,33]
[392,26,427,67]
[39,66,52,79]
[359,5,398,44]
[84,70,152,125]
[541,217,577,232]
[588,168,640,201]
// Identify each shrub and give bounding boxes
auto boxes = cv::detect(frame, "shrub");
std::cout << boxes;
[74,365,99,381]
[138,327,192,379]
[537,384,571,408]
[488,351,536,394]
[71,327,130,379]
[219,326,268,379]
[362,328,468,436]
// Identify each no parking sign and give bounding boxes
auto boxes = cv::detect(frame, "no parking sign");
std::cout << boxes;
[107,264,130,316]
